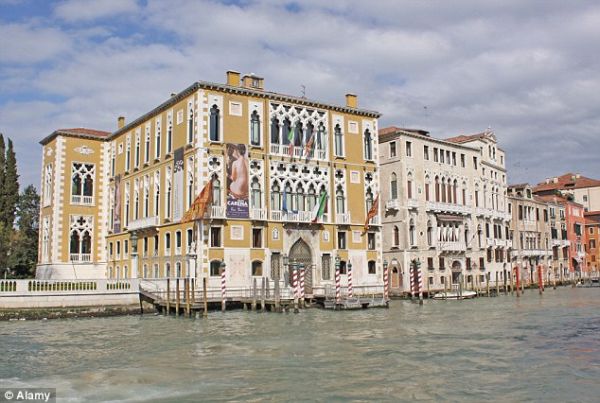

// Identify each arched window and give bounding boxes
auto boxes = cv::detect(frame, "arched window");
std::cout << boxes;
[251,178,261,209]
[368,260,376,274]
[71,163,95,204]
[270,117,280,145]
[252,261,263,276]
[271,182,281,211]
[306,184,316,211]
[462,182,467,206]
[209,105,220,141]
[144,128,150,163]
[154,171,160,216]
[296,184,305,211]
[316,123,326,154]
[165,167,172,218]
[84,174,93,197]
[166,115,173,154]
[294,121,303,146]
[305,122,314,157]
[143,264,148,278]
[336,185,345,214]
[390,172,398,200]
[435,176,440,202]
[187,158,194,210]
[176,261,182,278]
[124,266,129,279]
[407,173,413,199]
[212,176,221,206]
[165,232,171,254]
[282,119,291,145]
[425,176,430,201]
[441,179,446,203]
[108,266,114,279]
[366,189,374,213]
[210,260,222,277]
[153,264,159,278]
[334,124,343,156]
[427,220,433,246]
[409,219,416,246]
[116,265,120,279]
[363,129,373,160]
[285,183,294,211]
[165,262,171,278]
[69,231,80,255]
[453,180,458,205]
[393,225,400,247]
[187,106,194,144]
[250,110,261,146]
[155,120,161,159]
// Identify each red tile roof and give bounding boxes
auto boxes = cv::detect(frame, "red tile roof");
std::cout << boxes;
[40,127,111,145]
[378,126,429,137]
[533,173,600,192]
[56,128,111,138]
[444,132,487,144]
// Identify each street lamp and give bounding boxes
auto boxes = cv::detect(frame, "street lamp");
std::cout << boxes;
[383,259,388,271]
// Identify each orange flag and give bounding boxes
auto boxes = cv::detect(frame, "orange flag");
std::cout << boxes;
[182,180,213,223]
[364,193,379,231]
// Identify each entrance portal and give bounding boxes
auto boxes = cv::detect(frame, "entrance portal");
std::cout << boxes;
[451,260,462,283]
[289,239,313,295]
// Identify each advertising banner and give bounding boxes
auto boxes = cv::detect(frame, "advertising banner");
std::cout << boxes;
[173,147,185,222]
[225,143,249,218]
[113,174,121,233]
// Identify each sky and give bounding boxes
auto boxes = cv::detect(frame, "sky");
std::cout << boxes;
[1,0,599,190]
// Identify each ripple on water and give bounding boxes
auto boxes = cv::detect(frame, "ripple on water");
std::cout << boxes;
[1,289,600,402]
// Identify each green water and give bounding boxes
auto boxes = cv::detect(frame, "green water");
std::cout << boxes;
[1,288,599,402]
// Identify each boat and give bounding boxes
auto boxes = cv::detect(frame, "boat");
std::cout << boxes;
[575,278,600,288]
[432,290,477,300]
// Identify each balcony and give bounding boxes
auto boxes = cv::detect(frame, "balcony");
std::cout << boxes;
[250,208,267,220]
[336,213,351,225]
[385,199,400,210]
[369,215,380,225]
[270,210,328,224]
[437,242,466,252]
[269,143,328,161]
[407,199,419,209]
[562,240,571,247]
[71,195,94,205]
[494,239,506,247]
[207,205,226,219]
[475,207,493,217]
[427,201,469,215]
[486,238,494,247]
[128,216,159,231]
[506,240,513,248]
[70,253,91,262]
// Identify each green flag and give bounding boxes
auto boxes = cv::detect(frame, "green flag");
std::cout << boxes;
[311,192,327,223]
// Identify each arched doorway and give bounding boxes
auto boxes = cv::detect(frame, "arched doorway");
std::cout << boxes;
[451,260,461,283]
[391,266,400,289]
[289,239,313,294]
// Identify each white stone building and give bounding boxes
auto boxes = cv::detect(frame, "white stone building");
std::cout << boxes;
[378,127,511,294]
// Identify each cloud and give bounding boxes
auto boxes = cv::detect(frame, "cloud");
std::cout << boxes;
[1,0,600,189]
[54,0,139,22]
[0,22,72,63]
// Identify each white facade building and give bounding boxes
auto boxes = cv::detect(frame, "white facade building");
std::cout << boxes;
[379,127,510,294]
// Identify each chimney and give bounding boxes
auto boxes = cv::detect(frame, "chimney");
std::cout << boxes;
[241,73,264,90]
[545,178,550,184]
[576,173,581,179]
[118,116,125,129]
[170,93,176,97]
[226,70,241,86]
[553,177,558,183]
[345,93,357,108]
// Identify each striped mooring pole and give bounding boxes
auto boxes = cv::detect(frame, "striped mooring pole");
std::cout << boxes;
[347,263,354,298]
[220,263,227,312]
[335,263,341,304]
[382,263,389,301]
[417,266,423,305]
[538,264,544,294]
[292,265,299,299]
[299,264,306,301]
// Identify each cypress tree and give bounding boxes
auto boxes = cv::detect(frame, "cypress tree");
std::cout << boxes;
[9,185,40,278]
[0,134,6,273]
[0,134,5,219]
[2,139,19,228]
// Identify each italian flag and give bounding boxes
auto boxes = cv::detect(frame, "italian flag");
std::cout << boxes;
[311,192,327,223]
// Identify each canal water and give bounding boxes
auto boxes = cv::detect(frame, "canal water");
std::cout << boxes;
[1,288,599,402]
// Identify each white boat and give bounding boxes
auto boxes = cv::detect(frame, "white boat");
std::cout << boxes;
[432,290,477,300]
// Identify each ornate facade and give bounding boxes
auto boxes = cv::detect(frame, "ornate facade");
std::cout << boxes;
[37,71,383,296]
[379,127,510,293]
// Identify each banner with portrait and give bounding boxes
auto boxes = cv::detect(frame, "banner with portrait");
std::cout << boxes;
[113,174,122,233]
[173,147,185,222]
[225,143,249,218]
